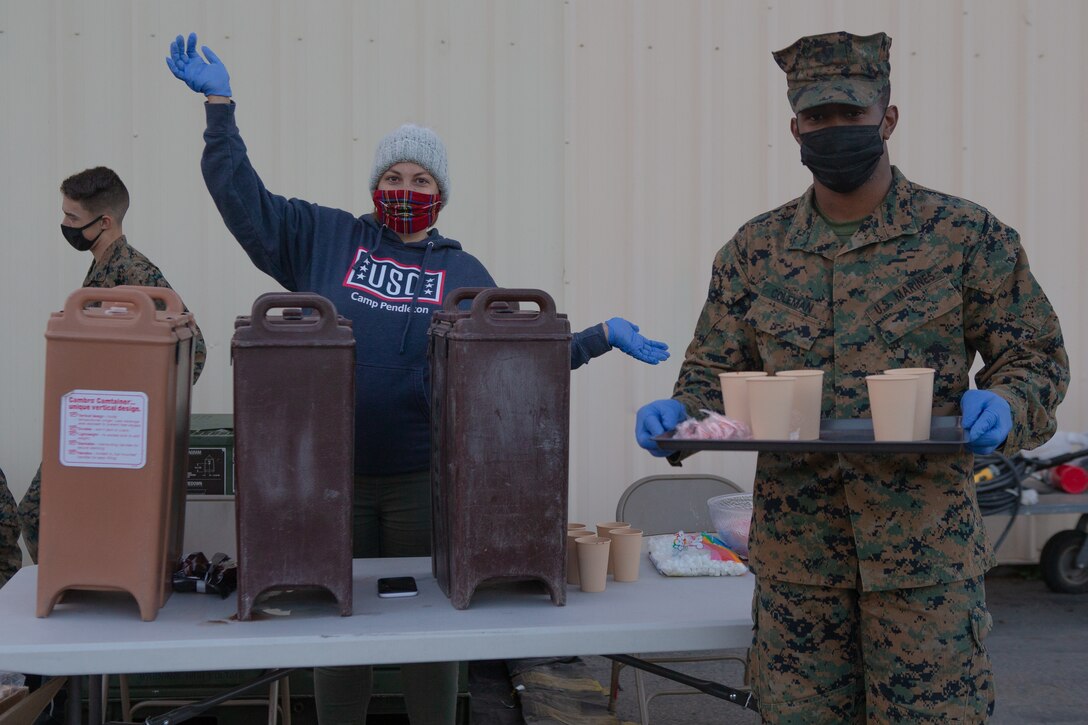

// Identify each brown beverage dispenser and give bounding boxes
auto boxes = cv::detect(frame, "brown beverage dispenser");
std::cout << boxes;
[37,286,195,621]
[232,293,355,620]
[429,288,571,609]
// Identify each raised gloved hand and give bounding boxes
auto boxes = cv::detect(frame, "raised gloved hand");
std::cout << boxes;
[961,390,1012,455]
[166,32,232,97]
[606,318,670,365]
[635,399,687,457]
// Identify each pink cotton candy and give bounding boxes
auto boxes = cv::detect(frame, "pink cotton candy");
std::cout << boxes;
[674,410,752,440]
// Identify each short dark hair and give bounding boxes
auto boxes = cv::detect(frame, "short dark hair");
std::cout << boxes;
[60,167,130,222]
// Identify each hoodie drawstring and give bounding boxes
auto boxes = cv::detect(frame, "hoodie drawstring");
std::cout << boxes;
[371,221,385,257]
[398,239,434,354]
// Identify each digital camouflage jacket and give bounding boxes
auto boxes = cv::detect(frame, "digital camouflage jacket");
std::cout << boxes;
[0,468,19,587]
[674,167,1068,591]
[83,236,206,382]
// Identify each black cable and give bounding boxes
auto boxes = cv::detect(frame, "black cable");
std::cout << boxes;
[976,446,1088,551]
[974,452,1025,550]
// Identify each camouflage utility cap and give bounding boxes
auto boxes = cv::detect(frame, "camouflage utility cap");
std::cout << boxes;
[773,31,891,113]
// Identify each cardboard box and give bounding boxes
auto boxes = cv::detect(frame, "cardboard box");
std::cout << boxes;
[0,685,29,716]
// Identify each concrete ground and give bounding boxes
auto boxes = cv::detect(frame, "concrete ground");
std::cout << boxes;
[571,567,1087,724]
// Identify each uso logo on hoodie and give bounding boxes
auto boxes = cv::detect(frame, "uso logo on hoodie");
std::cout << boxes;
[343,247,445,304]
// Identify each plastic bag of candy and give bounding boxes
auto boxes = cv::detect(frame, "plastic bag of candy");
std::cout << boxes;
[647,531,748,577]
[673,411,751,440]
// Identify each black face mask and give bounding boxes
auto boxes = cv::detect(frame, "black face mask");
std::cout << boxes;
[799,124,885,193]
[61,215,104,252]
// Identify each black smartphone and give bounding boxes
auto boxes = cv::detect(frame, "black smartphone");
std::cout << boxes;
[377,576,419,598]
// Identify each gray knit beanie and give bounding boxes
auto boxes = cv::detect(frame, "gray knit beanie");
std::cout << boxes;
[369,124,450,204]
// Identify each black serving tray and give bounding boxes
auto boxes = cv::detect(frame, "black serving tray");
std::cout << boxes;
[655,415,965,454]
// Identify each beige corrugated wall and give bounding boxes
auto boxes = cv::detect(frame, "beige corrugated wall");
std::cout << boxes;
[1,0,1084,564]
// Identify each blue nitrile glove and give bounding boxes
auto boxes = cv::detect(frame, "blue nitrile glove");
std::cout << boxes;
[635,399,687,457]
[961,390,1013,455]
[606,317,670,365]
[166,32,232,97]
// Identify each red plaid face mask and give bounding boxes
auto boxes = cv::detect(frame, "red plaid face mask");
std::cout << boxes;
[372,189,442,234]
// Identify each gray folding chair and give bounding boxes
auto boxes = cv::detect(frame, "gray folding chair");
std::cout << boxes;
[608,473,751,724]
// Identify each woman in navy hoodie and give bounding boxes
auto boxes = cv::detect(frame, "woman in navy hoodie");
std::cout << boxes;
[168,32,668,725]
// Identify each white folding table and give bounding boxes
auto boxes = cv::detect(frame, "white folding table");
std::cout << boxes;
[0,554,754,676]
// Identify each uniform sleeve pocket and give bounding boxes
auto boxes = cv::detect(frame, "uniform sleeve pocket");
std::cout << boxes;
[868,276,961,345]
[744,293,828,352]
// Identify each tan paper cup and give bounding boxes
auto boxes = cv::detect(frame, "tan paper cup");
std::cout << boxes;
[576,535,610,593]
[884,368,935,441]
[566,528,591,585]
[609,528,644,582]
[747,376,797,439]
[778,369,824,440]
[866,375,918,441]
[567,522,588,531]
[718,371,768,429]
[597,522,630,574]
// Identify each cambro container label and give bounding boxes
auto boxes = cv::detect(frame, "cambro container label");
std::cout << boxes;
[60,390,149,469]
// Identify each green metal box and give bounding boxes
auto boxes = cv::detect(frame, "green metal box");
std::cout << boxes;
[188,413,234,496]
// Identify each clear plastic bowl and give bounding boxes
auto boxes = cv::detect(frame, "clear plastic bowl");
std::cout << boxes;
[707,493,752,558]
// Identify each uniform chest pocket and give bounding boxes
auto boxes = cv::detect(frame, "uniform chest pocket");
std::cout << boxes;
[867,276,962,345]
[744,293,829,351]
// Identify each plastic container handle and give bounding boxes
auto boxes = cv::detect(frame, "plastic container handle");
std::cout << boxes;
[443,287,489,311]
[62,286,157,323]
[470,287,556,326]
[249,292,339,335]
[113,285,184,314]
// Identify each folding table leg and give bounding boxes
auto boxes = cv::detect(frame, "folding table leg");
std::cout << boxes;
[86,676,102,725]
[119,675,132,722]
[266,680,278,725]
[65,677,82,725]
[278,676,291,725]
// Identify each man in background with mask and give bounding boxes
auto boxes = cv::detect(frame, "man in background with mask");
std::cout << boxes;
[635,32,1067,722]
[18,166,207,562]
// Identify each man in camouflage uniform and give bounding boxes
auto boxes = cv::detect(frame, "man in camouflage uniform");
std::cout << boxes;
[0,468,20,587]
[636,32,1068,723]
[18,167,207,562]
